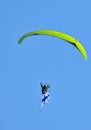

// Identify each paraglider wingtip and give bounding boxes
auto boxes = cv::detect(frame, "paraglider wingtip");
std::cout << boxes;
[18,40,21,44]
[84,54,88,61]
[85,57,88,61]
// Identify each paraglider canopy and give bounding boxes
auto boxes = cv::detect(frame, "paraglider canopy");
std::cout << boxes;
[18,30,87,60]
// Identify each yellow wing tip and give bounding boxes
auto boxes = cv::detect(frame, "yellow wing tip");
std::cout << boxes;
[83,53,88,61]
[85,56,88,61]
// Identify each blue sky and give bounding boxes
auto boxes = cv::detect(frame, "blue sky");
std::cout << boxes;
[0,0,91,130]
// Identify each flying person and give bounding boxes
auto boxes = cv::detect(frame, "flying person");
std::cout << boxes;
[40,83,50,94]
[40,83,51,111]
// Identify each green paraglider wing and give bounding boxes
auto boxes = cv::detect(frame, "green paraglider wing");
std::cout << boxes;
[18,30,87,60]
